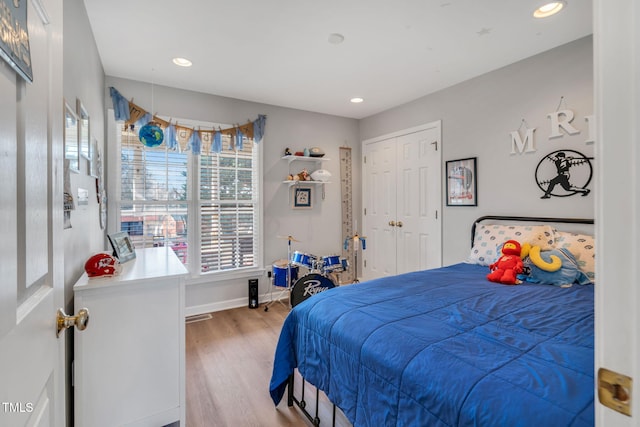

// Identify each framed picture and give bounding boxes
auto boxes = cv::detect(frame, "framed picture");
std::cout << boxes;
[446,157,477,206]
[108,231,136,263]
[64,101,79,173]
[77,99,90,160]
[292,187,312,209]
[89,138,98,177]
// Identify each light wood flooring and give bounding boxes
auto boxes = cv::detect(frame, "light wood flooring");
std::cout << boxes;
[185,301,352,427]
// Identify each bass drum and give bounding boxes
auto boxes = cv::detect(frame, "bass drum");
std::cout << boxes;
[290,273,335,307]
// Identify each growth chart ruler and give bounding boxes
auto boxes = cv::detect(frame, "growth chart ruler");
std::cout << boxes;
[339,146,355,284]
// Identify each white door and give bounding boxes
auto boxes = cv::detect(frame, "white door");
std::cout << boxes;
[362,122,442,280]
[395,129,441,274]
[363,140,397,278]
[0,1,65,426]
[594,1,640,424]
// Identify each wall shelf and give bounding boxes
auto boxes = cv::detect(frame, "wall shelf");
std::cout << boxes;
[282,155,330,164]
[282,180,331,187]
[282,155,331,188]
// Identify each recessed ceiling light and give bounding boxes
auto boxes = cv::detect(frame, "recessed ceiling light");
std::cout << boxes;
[350,97,364,104]
[172,57,193,67]
[533,1,566,18]
[328,33,345,44]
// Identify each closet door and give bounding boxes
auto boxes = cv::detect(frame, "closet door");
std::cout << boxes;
[363,139,397,278]
[396,129,441,274]
[362,122,442,281]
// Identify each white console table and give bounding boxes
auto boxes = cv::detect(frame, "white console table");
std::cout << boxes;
[74,247,188,427]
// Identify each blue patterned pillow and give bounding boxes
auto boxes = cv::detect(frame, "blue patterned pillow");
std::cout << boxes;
[554,231,595,281]
[467,224,556,266]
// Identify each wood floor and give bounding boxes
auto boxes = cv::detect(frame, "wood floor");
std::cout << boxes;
[185,302,352,427]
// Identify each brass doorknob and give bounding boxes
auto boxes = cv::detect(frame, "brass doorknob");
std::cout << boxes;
[397,221,403,228]
[389,221,396,227]
[56,308,90,337]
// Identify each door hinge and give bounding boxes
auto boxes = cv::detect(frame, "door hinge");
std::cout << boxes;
[431,140,438,151]
[364,156,367,164]
[598,367,632,416]
[364,259,366,268]
[364,208,367,216]
[435,210,438,219]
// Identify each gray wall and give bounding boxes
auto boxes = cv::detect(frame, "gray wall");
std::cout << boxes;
[63,0,106,305]
[61,9,594,309]
[359,36,594,265]
[62,2,106,425]
[104,77,361,312]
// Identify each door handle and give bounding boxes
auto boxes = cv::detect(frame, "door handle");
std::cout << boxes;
[388,221,396,227]
[397,221,403,228]
[57,308,90,338]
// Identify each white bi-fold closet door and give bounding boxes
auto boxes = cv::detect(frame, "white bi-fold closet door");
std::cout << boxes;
[362,121,442,281]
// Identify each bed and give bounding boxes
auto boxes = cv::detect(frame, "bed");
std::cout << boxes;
[269,216,595,426]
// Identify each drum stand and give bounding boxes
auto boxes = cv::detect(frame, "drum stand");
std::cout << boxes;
[265,235,298,312]
[344,233,366,283]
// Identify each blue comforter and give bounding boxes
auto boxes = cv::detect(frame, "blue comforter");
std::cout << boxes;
[269,263,594,426]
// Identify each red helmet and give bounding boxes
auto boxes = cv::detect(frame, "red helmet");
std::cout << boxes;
[85,253,121,278]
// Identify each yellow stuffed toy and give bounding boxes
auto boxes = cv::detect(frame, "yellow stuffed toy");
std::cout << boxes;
[521,243,562,272]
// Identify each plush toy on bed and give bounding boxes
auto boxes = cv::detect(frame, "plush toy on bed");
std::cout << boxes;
[521,246,592,287]
[487,239,523,285]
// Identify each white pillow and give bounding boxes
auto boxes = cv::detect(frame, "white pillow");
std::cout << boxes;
[554,231,595,281]
[467,224,556,266]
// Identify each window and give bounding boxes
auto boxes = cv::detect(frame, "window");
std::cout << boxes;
[116,122,261,275]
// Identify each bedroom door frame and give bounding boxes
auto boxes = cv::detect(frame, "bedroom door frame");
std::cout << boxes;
[361,121,442,281]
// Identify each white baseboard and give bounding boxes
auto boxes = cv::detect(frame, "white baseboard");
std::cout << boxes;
[185,295,287,317]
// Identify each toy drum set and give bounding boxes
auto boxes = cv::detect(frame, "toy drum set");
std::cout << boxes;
[270,251,349,308]
[290,251,348,275]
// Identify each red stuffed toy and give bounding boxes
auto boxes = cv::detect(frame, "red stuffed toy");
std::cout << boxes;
[487,240,523,285]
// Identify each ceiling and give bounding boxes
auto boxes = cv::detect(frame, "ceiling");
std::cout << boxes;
[83,0,593,119]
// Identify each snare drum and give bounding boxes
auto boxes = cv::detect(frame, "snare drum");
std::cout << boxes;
[272,260,299,288]
[291,251,317,270]
[322,255,342,272]
[290,273,336,307]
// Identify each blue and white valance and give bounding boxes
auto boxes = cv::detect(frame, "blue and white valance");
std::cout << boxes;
[109,86,266,153]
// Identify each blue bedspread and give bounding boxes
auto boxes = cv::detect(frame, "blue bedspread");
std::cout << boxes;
[269,263,594,426]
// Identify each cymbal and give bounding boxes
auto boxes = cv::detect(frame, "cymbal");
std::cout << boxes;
[277,235,300,242]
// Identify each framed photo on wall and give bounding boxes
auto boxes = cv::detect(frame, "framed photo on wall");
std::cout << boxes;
[292,187,312,209]
[77,99,90,160]
[64,101,79,173]
[446,157,477,206]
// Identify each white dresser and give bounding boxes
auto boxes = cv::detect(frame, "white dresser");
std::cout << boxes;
[74,247,188,427]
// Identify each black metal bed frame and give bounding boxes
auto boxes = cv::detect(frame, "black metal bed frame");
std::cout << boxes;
[470,215,594,247]
[285,215,595,427]
[287,373,336,427]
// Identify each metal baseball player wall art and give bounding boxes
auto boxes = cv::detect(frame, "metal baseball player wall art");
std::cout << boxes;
[535,149,593,199]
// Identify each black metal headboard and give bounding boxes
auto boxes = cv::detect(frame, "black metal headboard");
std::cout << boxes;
[471,216,595,248]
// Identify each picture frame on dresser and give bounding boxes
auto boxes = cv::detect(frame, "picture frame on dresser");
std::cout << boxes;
[108,231,136,263]
[446,157,477,206]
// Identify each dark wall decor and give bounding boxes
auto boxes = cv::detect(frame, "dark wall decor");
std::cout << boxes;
[536,149,593,199]
[0,0,33,82]
[446,157,477,206]
[292,187,313,209]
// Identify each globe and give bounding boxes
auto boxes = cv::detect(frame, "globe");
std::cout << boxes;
[139,122,164,147]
